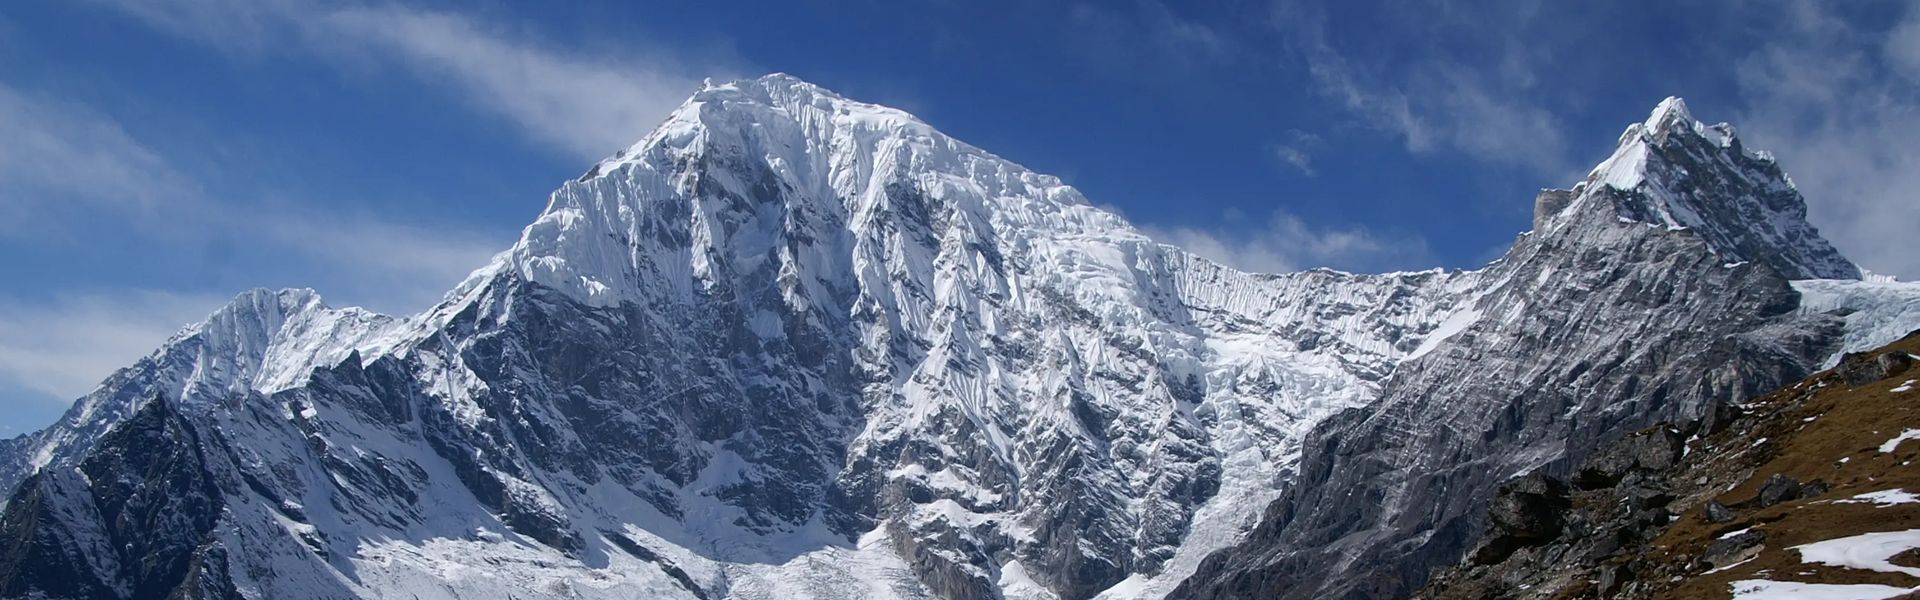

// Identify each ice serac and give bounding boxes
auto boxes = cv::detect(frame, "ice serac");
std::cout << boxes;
[1168,100,1895,600]
[0,80,1916,600]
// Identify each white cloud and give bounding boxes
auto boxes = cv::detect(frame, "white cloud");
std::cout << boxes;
[0,291,230,403]
[251,207,506,312]
[1146,210,1437,274]
[1731,0,1920,280]
[1272,130,1321,176]
[82,0,715,161]
[0,85,190,226]
[1268,0,1570,178]
[0,81,504,418]
[320,7,707,160]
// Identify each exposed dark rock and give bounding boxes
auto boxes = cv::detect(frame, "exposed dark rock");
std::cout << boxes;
[1490,474,1571,540]
[1799,479,1832,499]
[1597,562,1635,596]
[1470,474,1572,565]
[0,396,235,600]
[1755,474,1801,508]
[1574,427,1686,490]
[1703,499,1737,524]
[1414,334,1920,600]
[1836,350,1913,386]
[1533,189,1575,230]
[1698,397,1744,436]
[1700,529,1765,570]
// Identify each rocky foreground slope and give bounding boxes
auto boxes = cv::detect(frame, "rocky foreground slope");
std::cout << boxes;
[1415,329,1920,600]
[0,77,1916,600]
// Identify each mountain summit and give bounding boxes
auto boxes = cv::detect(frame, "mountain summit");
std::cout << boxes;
[1534,96,1857,280]
[0,76,1914,600]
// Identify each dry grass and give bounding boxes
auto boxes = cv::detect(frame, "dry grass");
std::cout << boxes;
[1635,332,1920,599]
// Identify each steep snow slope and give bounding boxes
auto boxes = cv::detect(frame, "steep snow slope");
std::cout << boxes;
[0,80,1915,600]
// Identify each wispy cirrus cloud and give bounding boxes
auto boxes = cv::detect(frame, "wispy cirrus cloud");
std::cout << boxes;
[81,0,719,161]
[1268,0,1571,179]
[0,291,231,405]
[0,77,500,413]
[318,6,712,160]
[0,78,501,312]
[1146,210,1438,275]
[0,85,190,227]
[1271,129,1321,176]
[1728,0,1920,280]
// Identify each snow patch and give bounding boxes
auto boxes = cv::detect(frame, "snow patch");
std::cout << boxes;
[1835,489,1920,507]
[1404,307,1483,362]
[1880,429,1920,454]
[1730,579,1918,600]
[1794,529,1920,577]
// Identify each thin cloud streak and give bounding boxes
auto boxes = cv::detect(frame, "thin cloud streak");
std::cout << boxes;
[0,291,230,403]
[253,207,506,312]
[1732,0,1920,279]
[84,0,716,161]
[321,7,707,160]
[1268,0,1570,178]
[1068,0,1235,72]
[0,77,503,313]
[1147,210,1438,275]
[1272,130,1321,176]
[0,85,189,228]
[0,81,501,415]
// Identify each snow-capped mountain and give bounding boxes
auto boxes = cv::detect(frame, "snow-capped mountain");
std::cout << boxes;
[0,77,1915,600]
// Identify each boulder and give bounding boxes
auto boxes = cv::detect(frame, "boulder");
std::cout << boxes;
[1701,529,1765,570]
[1574,426,1685,489]
[1756,474,1801,508]
[1836,351,1914,386]
[1703,500,1736,524]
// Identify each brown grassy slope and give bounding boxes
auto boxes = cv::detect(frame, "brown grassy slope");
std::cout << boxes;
[1647,331,1920,598]
[1415,329,1920,600]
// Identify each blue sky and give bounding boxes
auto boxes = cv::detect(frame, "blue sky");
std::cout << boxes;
[3,0,1917,435]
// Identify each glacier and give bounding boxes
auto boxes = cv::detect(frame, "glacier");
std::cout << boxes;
[0,75,1916,600]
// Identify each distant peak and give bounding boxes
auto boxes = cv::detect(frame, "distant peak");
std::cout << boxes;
[1542,98,1859,281]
